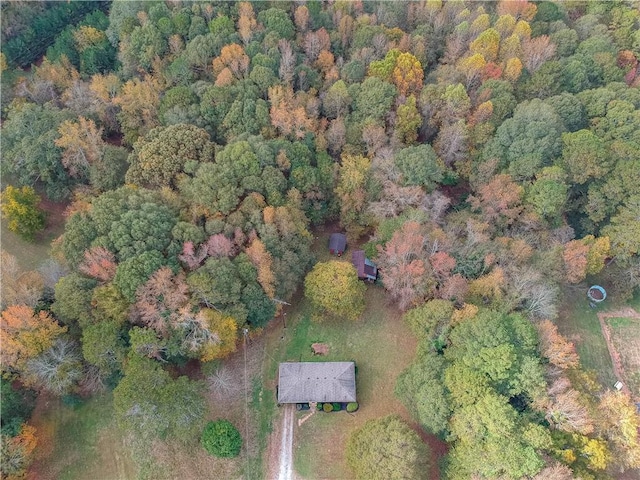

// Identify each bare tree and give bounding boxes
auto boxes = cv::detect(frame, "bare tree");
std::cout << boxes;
[523,36,557,73]
[434,120,468,167]
[25,338,83,395]
[207,365,242,400]
[38,259,69,289]
[532,462,574,480]
[505,266,558,320]
[542,376,594,435]
[278,40,295,86]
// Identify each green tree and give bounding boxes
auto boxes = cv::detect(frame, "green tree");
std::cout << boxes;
[125,124,215,189]
[346,415,431,480]
[180,140,263,215]
[113,251,166,302]
[304,261,366,321]
[394,95,422,145]
[395,145,445,191]
[90,145,129,192]
[187,257,245,320]
[483,99,564,180]
[108,202,178,261]
[526,166,569,225]
[1,103,75,200]
[602,195,640,261]
[446,394,547,479]
[257,197,314,301]
[0,378,36,437]
[113,353,205,441]
[1,186,45,241]
[351,77,397,123]
[81,320,127,376]
[323,80,352,119]
[396,348,451,436]
[52,273,97,329]
[559,129,610,184]
[201,419,242,458]
[403,299,454,341]
[335,154,375,239]
[257,8,295,40]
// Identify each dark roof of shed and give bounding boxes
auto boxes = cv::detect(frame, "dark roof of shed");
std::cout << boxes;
[352,250,377,279]
[278,362,356,403]
[329,233,347,251]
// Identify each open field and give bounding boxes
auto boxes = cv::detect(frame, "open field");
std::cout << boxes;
[606,314,640,398]
[27,340,267,480]
[1,197,67,270]
[556,285,616,388]
[262,282,444,480]
[27,393,136,480]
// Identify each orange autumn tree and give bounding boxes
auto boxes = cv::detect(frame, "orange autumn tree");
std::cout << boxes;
[212,43,249,81]
[268,85,314,139]
[469,174,524,231]
[392,52,424,96]
[245,238,276,299]
[78,246,117,283]
[237,2,257,45]
[0,305,67,377]
[562,235,610,284]
[536,320,579,370]
[1,423,38,480]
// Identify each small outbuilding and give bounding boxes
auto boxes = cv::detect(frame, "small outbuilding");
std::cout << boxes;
[328,233,347,256]
[352,250,378,282]
[277,362,356,404]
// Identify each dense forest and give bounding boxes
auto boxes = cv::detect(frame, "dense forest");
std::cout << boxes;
[1,1,640,479]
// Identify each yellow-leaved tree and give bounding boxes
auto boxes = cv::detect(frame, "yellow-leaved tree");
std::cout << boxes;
[304,260,366,321]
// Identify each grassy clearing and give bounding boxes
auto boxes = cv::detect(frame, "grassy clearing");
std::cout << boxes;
[1,196,67,271]
[257,227,440,479]
[1,220,63,271]
[265,285,419,479]
[606,316,640,397]
[28,393,136,480]
[557,285,616,387]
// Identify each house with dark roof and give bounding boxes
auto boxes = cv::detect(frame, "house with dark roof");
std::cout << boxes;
[352,250,378,282]
[277,362,356,404]
[328,233,347,256]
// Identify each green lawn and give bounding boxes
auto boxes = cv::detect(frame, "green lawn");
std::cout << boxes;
[1,219,64,271]
[28,394,136,480]
[557,286,616,387]
[263,285,419,479]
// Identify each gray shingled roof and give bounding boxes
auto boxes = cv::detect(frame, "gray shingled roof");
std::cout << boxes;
[278,362,356,403]
[329,233,347,253]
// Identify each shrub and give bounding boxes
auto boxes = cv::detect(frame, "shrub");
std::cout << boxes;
[323,403,333,412]
[201,420,242,458]
[346,402,359,413]
[316,403,323,411]
[332,402,342,411]
[62,394,83,408]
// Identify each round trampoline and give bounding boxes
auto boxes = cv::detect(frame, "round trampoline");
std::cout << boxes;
[587,285,607,303]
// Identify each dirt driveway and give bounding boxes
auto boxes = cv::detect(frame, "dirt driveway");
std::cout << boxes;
[266,404,296,480]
